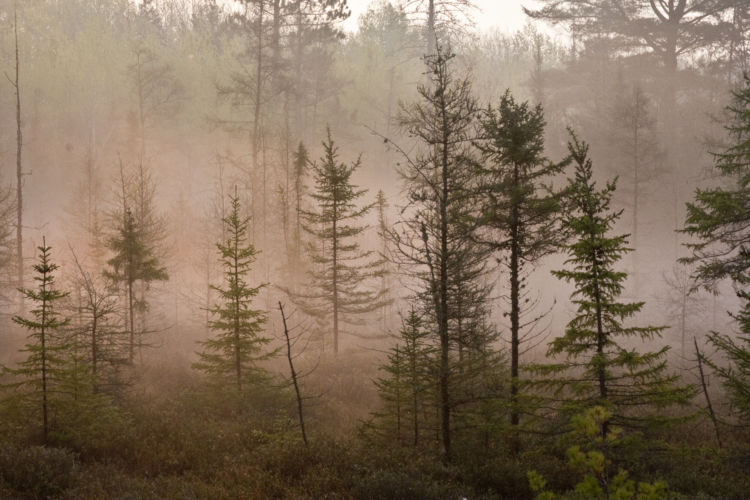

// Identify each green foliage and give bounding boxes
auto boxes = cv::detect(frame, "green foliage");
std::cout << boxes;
[475,89,568,429]
[193,191,271,391]
[294,128,387,353]
[104,208,168,295]
[682,76,750,424]
[539,131,694,431]
[369,308,433,446]
[6,240,71,443]
[528,406,670,500]
[682,75,750,288]
[104,203,168,363]
[0,444,78,499]
[703,318,750,423]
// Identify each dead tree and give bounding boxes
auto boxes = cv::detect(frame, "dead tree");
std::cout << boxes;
[279,301,307,446]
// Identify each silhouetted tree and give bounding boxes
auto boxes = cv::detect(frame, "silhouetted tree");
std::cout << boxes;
[391,47,497,463]
[475,90,567,432]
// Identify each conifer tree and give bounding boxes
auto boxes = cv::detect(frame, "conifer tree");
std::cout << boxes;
[542,132,693,436]
[104,205,168,364]
[193,190,271,391]
[375,190,392,329]
[682,75,750,423]
[292,142,309,267]
[475,90,567,431]
[371,308,432,446]
[391,47,498,463]
[8,239,70,443]
[295,129,387,355]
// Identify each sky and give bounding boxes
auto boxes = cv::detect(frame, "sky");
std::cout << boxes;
[343,0,536,34]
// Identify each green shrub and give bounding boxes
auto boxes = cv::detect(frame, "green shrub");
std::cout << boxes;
[0,444,77,499]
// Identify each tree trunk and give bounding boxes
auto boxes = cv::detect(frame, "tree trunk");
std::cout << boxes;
[438,98,451,465]
[332,198,339,355]
[510,166,521,431]
[280,301,307,445]
[14,3,24,313]
[427,0,436,56]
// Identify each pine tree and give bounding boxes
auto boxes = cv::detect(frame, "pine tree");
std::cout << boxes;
[104,205,168,364]
[391,47,498,463]
[475,90,567,431]
[371,307,432,446]
[294,129,387,355]
[681,75,750,423]
[193,190,271,391]
[8,239,70,444]
[541,131,693,436]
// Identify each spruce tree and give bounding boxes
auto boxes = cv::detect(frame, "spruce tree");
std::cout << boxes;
[8,239,70,443]
[475,90,567,431]
[682,75,750,423]
[193,190,271,391]
[391,47,498,463]
[295,129,387,355]
[371,307,432,446]
[542,132,693,435]
[104,205,167,364]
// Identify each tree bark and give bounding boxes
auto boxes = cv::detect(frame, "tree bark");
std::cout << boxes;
[14,2,24,313]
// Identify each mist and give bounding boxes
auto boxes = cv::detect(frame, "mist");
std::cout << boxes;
[0,0,748,498]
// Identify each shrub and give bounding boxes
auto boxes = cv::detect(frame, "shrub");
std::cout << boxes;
[0,444,77,498]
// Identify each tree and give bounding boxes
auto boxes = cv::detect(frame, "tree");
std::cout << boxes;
[292,142,309,267]
[403,0,475,55]
[702,310,750,423]
[294,129,387,355]
[681,75,750,424]
[370,307,432,446]
[525,0,736,75]
[390,47,497,462]
[681,75,750,289]
[12,2,25,311]
[375,189,392,329]
[541,131,693,436]
[70,249,125,394]
[278,301,307,445]
[8,239,69,444]
[193,190,271,391]
[0,181,16,302]
[610,82,662,257]
[475,90,567,431]
[104,200,168,364]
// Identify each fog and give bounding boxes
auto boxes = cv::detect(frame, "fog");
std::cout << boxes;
[0,0,747,498]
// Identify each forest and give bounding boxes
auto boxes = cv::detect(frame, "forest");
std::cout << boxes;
[0,0,749,498]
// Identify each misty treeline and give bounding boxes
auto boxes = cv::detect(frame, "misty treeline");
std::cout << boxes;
[0,0,749,498]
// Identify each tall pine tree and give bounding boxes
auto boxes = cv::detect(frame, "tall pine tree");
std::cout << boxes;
[475,90,567,432]
[541,132,693,436]
[391,47,499,463]
[294,129,387,355]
